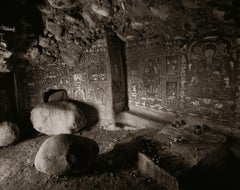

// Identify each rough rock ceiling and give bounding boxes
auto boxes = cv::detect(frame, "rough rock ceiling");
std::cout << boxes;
[0,0,240,70]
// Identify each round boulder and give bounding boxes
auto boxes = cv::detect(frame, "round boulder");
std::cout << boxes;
[0,121,20,147]
[30,101,87,135]
[34,134,99,176]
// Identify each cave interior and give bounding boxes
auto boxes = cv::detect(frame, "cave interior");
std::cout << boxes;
[1,0,240,189]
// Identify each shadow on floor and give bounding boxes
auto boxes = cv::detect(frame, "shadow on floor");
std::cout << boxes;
[69,136,240,190]
[179,150,240,190]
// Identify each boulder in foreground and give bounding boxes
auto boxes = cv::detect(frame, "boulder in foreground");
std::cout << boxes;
[34,134,99,176]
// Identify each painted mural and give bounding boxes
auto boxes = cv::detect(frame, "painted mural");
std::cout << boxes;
[185,37,236,121]
[126,37,238,123]
[127,39,180,112]
[187,38,234,100]
[18,39,110,113]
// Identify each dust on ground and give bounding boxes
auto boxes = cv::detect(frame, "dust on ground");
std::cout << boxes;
[0,126,164,190]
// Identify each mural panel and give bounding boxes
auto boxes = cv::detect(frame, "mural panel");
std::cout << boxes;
[127,39,180,112]
[187,38,234,100]
[185,37,236,121]
[18,39,110,113]
[126,37,237,123]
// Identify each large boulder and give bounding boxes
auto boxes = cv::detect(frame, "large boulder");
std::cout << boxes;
[30,101,86,135]
[0,121,20,147]
[34,134,99,176]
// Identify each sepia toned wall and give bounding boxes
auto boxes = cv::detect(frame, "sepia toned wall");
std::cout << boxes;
[16,35,126,126]
[126,37,240,127]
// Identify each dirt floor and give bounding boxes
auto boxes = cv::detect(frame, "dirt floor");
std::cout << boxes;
[1,124,240,190]
[0,126,165,190]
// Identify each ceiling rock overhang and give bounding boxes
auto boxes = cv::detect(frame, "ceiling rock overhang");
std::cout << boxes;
[0,0,240,71]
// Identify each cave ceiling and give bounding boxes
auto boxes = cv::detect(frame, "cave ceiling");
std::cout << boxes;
[0,0,240,70]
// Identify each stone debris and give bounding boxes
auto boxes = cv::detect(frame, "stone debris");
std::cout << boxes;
[31,101,86,135]
[0,121,20,147]
[46,21,63,41]
[34,134,99,176]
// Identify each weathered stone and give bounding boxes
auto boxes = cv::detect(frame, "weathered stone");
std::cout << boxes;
[27,47,40,60]
[39,37,50,48]
[31,101,86,135]
[91,3,111,17]
[149,5,169,21]
[34,134,99,176]
[60,50,79,67]
[0,49,12,59]
[82,10,97,27]
[0,62,10,72]
[46,21,63,41]
[0,121,20,147]
[65,14,79,23]
[48,0,81,9]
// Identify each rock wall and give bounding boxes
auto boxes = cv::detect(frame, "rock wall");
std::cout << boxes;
[126,37,240,127]
[1,0,240,128]
[17,37,122,125]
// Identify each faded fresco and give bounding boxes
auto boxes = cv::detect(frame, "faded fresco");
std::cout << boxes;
[18,39,110,113]
[185,37,236,121]
[127,39,180,112]
[127,37,238,123]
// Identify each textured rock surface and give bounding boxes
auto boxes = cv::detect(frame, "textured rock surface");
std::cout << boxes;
[34,134,99,176]
[0,121,20,147]
[31,101,86,135]
[48,0,81,9]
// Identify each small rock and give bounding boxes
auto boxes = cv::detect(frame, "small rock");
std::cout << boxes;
[31,101,86,135]
[39,37,50,48]
[46,21,63,41]
[91,3,111,17]
[34,134,99,176]
[0,121,20,147]
[82,10,97,28]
